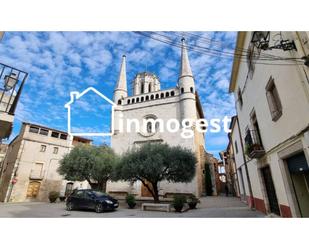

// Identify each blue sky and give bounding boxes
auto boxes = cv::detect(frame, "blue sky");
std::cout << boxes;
[0,32,236,158]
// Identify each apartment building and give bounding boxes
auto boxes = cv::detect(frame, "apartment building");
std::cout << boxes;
[0,122,91,202]
[229,32,309,217]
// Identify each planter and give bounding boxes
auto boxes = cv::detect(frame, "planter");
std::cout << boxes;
[128,202,136,209]
[174,204,183,212]
[188,202,197,209]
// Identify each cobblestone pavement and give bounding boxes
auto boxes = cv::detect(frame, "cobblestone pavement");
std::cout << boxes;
[0,196,265,218]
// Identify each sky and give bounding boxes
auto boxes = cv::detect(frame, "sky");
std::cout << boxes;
[0,32,237,158]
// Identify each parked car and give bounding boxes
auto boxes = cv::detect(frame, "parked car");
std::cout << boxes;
[66,189,119,213]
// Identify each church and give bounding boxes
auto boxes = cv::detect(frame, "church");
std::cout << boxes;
[107,38,207,198]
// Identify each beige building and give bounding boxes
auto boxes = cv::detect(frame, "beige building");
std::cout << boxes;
[109,38,208,198]
[229,32,309,217]
[0,122,91,202]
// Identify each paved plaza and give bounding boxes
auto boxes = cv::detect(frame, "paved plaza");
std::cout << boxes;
[0,196,265,218]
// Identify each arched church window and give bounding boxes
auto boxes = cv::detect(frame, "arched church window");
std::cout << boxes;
[141,84,144,94]
[127,99,131,104]
[141,96,144,102]
[166,92,169,97]
[155,94,159,99]
[171,91,175,96]
[160,93,164,98]
[181,87,184,94]
[132,98,135,104]
[118,99,122,105]
[148,84,151,93]
[190,87,194,93]
[146,95,149,101]
[136,97,140,103]
[151,95,154,100]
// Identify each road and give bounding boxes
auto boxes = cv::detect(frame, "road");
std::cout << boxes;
[0,196,265,218]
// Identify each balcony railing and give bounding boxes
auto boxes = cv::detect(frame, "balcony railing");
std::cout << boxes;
[29,170,45,180]
[0,62,28,115]
[244,129,265,159]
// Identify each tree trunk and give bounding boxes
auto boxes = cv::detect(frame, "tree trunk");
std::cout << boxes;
[151,182,159,203]
[101,180,107,193]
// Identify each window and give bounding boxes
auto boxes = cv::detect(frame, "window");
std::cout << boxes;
[148,84,151,92]
[166,92,169,97]
[155,94,159,99]
[234,141,238,154]
[190,87,194,93]
[141,84,144,94]
[150,95,154,100]
[117,99,122,105]
[127,99,131,104]
[51,131,59,138]
[53,147,59,154]
[39,129,48,136]
[181,87,184,94]
[265,77,282,122]
[132,98,135,104]
[29,126,39,134]
[160,93,164,98]
[171,91,175,96]
[60,134,67,140]
[136,97,139,103]
[238,88,243,108]
[146,95,149,101]
[141,96,144,102]
[40,145,46,152]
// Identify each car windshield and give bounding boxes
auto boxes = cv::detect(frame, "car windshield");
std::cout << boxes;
[90,191,107,197]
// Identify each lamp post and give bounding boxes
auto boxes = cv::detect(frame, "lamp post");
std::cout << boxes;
[0,62,28,141]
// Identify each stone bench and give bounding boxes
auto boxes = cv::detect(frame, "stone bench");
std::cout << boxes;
[141,203,171,212]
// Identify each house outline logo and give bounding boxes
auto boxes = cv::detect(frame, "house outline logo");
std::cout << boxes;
[64,87,116,137]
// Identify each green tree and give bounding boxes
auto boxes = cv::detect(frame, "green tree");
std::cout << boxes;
[114,143,196,202]
[58,144,118,192]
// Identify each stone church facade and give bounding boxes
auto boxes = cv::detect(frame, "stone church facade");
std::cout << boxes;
[108,38,207,198]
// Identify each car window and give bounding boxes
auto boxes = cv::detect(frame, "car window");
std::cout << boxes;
[75,190,85,197]
[91,191,107,198]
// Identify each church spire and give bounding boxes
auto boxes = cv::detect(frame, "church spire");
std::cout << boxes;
[179,38,193,79]
[115,55,127,92]
[114,55,127,103]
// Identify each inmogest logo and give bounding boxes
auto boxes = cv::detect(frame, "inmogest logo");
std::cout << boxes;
[65,87,231,138]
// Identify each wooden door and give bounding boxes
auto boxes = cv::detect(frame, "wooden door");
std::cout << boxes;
[261,167,280,215]
[26,181,41,198]
[141,181,153,197]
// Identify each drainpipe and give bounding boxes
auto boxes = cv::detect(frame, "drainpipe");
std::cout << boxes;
[236,116,255,209]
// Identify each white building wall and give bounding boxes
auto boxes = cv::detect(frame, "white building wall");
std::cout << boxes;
[232,31,309,216]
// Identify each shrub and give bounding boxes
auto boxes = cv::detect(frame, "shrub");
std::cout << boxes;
[173,195,187,212]
[48,191,59,203]
[126,194,136,209]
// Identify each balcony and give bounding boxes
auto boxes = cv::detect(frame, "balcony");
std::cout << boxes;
[0,63,28,140]
[29,170,45,180]
[245,129,265,159]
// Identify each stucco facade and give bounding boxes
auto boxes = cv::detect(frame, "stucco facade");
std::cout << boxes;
[0,122,91,202]
[109,39,207,198]
[229,32,309,217]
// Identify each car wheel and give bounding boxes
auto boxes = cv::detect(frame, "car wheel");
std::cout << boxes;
[66,201,74,211]
[95,203,104,213]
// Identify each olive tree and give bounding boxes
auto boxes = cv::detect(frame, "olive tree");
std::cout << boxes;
[114,143,196,202]
[58,144,118,192]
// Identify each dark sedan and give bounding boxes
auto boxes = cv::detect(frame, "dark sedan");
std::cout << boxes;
[66,189,119,213]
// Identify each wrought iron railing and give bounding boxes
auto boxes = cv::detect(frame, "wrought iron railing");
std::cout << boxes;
[244,129,265,158]
[0,62,28,115]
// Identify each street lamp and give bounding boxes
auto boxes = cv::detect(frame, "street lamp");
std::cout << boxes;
[3,72,18,91]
